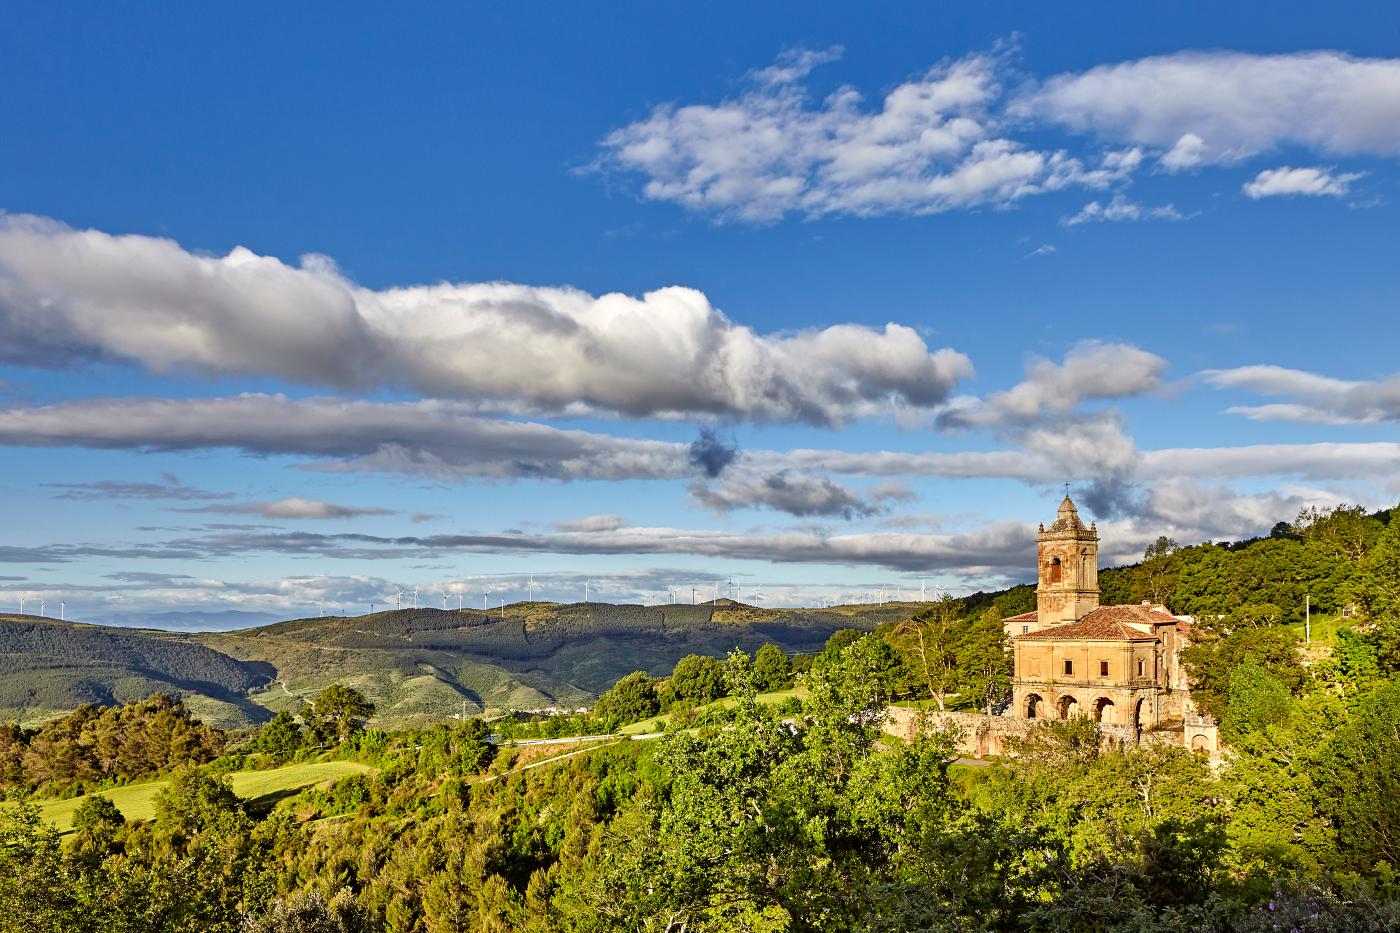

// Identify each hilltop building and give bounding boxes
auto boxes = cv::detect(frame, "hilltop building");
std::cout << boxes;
[1002,496,1217,752]
[886,496,1219,757]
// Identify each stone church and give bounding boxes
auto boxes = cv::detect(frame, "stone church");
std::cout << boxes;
[1000,496,1218,752]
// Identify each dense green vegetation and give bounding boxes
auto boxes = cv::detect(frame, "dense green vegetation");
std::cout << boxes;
[6,613,1400,930]
[4,503,1399,930]
[0,694,227,791]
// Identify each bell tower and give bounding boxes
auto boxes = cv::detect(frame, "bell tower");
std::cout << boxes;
[1036,495,1099,626]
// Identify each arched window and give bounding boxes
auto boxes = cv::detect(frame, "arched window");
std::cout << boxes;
[1049,557,1062,583]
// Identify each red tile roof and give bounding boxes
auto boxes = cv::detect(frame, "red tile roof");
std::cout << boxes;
[1019,604,1177,641]
[1003,610,1038,622]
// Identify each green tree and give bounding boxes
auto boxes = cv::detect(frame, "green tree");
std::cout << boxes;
[751,643,791,693]
[592,672,660,728]
[1346,508,1400,621]
[1136,535,1179,604]
[68,794,125,865]
[249,711,305,761]
[1182,625,1303,721]
[661,655,727,708]
[956,608,1013,712]
[1313,680,1400,871]
[886,598,959,710]
[1219,660,1294,742]
[305,685,375,744]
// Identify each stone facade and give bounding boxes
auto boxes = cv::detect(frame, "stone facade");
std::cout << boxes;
[994,497,1220,756]
[884,497,1221,759]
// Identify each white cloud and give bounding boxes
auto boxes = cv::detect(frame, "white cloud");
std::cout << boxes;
[177,497,394,520]
[1159,133,1208,172]
[1241,166,1364,199]
[1061,194,1183,225]
[1018,50,1400,167]
[0,214,971,426]
[936,342,1168,429]
[595,51,1135,221]
[1204,363,1400,424]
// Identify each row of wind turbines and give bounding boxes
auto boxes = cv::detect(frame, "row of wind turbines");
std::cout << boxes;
[350,576,944,616]
[12,595,67,620]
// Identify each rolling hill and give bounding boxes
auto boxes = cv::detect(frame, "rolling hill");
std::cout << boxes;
[2,599,918,729]
[0,615,274,727]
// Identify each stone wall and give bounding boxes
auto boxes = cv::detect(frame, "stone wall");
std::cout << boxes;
[882,705,1217,761]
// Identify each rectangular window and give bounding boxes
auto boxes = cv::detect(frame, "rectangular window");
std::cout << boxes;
[1137,659,1145,677]
[1099,660,1109,677]
[1064,659,1073,676]
[1022,625,1029,634]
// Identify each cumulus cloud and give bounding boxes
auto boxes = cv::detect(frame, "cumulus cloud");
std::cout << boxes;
[0,214,970,426]
[691,471,914,519]
[176,497,395,520]
[937,342,1168,429]
[1061,194,1183,225]
[1204,364,1400,425]
[1017,50,1400,167]
[595,50,1138,222]
[1241,166,1364,199]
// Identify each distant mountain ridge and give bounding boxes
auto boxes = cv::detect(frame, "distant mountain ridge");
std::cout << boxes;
[1,599,915,729]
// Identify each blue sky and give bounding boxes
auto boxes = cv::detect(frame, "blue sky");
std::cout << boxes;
[2,3,1398,625]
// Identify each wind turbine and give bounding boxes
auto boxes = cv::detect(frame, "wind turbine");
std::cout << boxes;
[413,586,419,609]
[584,578,592,603]
[482,586,491,611]
[526,575,538,602]
[395,588,403,611]
[17,595,24,615]
[457,590,463,611]
[60,601,65,621]
[441,591,449,611]
[712,582,720,604]
[41,598,47,617]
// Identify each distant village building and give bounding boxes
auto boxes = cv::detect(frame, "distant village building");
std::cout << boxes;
[886,495,1220,757]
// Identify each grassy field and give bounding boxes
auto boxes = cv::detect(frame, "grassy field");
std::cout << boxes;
[35,759,375,832]
[1283,613,1351,645]
[619,686,806,735]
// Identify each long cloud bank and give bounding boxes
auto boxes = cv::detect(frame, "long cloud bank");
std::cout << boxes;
[0,213,969,426]
[2,393,1396,490]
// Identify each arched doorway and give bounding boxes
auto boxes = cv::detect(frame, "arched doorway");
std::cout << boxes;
[1057,695,1079,719]
[1049,557,1062,583]
[1133,698,1146,731]
[1093,697,1115,723]
[1025,694,1043,719]
[1191,733,1210,752]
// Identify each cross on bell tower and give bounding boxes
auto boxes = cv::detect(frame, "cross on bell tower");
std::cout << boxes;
[1035,493,1100,627]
